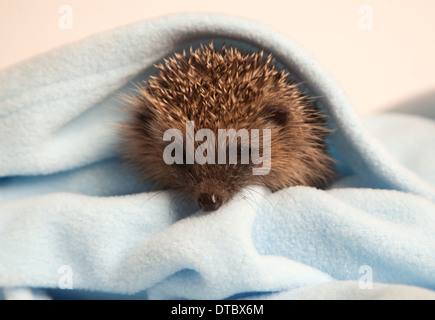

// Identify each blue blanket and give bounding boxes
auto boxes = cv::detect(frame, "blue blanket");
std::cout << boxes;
[1,13,434,300]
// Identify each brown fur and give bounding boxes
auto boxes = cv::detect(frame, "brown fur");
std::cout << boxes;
[119,43,335,211]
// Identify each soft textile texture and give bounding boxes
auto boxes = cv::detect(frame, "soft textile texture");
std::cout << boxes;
[0,13,434,300]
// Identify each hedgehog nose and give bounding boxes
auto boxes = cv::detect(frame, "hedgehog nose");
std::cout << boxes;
[197,193,223,211]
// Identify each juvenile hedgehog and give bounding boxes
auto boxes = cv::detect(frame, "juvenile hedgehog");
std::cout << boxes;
[120,43,335,211]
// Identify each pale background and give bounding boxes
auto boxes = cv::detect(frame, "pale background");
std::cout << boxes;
[1,0,434,115]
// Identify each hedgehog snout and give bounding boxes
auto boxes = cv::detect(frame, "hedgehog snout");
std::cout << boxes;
[193,178,232,212]
[197,193,223,211]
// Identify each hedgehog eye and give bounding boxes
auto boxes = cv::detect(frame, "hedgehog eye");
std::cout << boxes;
[237,144,250,155]
[182,146,187,163]
[178,147,194,173]
[237,144,251,164]
[260,105,289,127]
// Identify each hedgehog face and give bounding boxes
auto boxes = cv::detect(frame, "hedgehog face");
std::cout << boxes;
[167,124,271,211]
[120,44,335,212]
[137,119,270,211]
[170,158,254,212]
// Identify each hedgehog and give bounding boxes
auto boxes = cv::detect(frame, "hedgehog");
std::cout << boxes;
[119,43,335,211]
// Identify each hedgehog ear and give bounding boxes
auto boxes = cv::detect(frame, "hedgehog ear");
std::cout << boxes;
[260,104,290,127]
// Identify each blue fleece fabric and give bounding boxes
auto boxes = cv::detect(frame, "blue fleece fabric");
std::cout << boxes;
[0,13,434,300]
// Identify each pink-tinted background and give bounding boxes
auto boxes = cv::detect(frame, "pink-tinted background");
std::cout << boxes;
[1,0,434,115]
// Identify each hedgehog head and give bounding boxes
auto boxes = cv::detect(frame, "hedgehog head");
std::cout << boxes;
[120,43,334,212]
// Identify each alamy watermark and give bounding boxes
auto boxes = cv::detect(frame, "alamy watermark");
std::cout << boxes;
[163,121,271,175]
[58,5,73,30]
[58,265,73,289]
[358,5,374,30]
[358,265,373,289]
